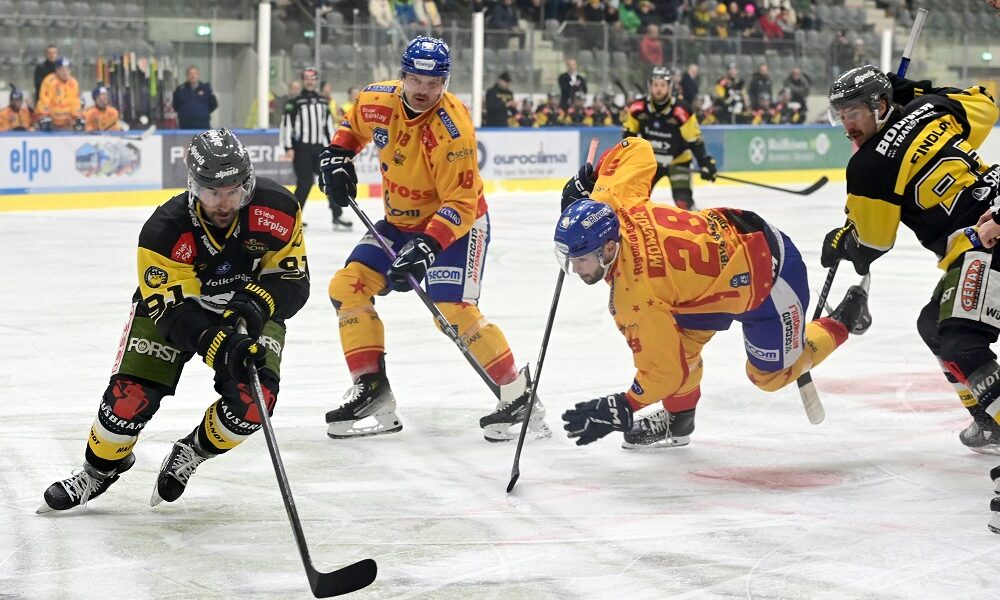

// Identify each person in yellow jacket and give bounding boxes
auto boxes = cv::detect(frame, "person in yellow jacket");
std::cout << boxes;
[317,37,548,442]
[555,137,871,450]
[35,57,82,131]
[0,89,34,131]
[82,85,121,132]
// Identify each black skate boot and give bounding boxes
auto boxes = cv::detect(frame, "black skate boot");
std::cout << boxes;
[989,495,1000,534]
[37,453,136,513]
[332,216,354,231]
[622,408,695,450]
[961,415,1000,455]
[326,364,401,438]
[479,366,551,442]
[151,430,212,506]
[829,282,872,335]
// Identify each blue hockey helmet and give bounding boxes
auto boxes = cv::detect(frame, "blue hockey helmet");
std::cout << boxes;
[92,84,109,102]
[554,199,620,281]
[400,36,451,79]
[9,88,23,102]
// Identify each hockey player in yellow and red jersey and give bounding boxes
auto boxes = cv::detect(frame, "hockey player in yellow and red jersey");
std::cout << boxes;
[82,85,121,132]
[556,137,872,450]
[318,36,548,442]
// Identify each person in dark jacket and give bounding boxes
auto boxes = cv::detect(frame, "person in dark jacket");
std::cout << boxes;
[680,63,700,105]
[33,45,58,103]
[172,66,218,130]
[558,58,588,110]
[484,72,516,127]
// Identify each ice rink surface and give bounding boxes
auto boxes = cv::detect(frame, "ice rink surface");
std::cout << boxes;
[3,182,1000,600]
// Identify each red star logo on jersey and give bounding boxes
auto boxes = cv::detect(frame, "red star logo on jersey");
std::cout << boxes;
[351,278,366,293]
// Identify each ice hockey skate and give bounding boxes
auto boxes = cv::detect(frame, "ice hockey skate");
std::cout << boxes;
[326,369,401,438]
[479,366,551,442]
[332,216,354,231]
[37,453,136,513]
[151,431,212,506]
[828,279,872,335]
[622,408,695,450]
[960,416,1000,455]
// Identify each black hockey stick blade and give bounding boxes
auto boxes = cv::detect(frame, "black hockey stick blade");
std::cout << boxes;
[308,559,378,598]
[713,173,829,196]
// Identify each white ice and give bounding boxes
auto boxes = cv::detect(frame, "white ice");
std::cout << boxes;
[3,182,999,600]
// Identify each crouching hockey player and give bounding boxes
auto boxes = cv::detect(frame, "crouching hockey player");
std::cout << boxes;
[319,36,548,442]
[37,129,309,512]
[555,137,871,450]
[820,65,1000,455]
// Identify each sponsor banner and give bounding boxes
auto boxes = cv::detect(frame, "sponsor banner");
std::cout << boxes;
[477,130,580,179]
[0,133,162,193]
[162,130,294,188]
[722,126,853,171]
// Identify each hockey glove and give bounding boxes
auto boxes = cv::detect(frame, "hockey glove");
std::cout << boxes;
[562,392,634,446]
[387,233,442,292]
[821,223,871,275]
[198,326,267,381]
[319,145,357,208]
[37,116,53,132]
[561,163,596,212]
[698,155,718,182]
[72,118,85,132]
[886,72,933,106]
[221,283,276,339]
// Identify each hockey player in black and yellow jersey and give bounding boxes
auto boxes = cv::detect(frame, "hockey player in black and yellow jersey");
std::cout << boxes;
[621,66,717,211]
[37,129,309,513]
[821,65,1000,455]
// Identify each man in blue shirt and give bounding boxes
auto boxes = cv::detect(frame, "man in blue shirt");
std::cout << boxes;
[172,66,218,129]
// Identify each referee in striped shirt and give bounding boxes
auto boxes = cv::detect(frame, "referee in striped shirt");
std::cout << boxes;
[281,67,352,229]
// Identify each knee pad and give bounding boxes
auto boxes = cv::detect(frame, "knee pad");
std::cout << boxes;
[201,375,280,452]
[89,376,166,466]
[329,262,386,310]
[915,300,941,353]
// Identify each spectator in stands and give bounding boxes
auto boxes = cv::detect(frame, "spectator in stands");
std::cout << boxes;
[830,29,853,79]
[852,38,870,66]
[83,85,121,132]
[393,0,422,27]
[759,7,786,40]
[0,89,33,132]
[689,0,713,37]
[657,0,680,25]
[535,92,565,126]
[558,58,587,110]
[519,0,542,23]
[776,5,797,37]
[748,63,773,111]
[638,24,664,67]
[564,91,592,125]
[714,62,748,124]
[590,94,615,126]
[733,3,760,38]
[33,45,58,106]
[35,58,82,132]
[782,65,811,113]
[680,63,700,105]
[172,67,218,130]
[711,3,730,39]
[637,0,661,31]
[486,0,525,49]
[484,72,517,127]
[580,0,606,23]
[369,0,397,31]
[416,0,444,35]
[618,0,642,32]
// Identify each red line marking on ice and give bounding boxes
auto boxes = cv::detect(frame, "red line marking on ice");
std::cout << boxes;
[689,467,843,489]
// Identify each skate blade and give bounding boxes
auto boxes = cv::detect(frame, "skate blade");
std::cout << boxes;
[621,435,691,451]
[35,503,56,514]
[968,445,1000,457]
[327,415,402,439]
[482,420,552,443]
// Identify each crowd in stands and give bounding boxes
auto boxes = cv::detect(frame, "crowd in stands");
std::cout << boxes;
[483,55,813,128]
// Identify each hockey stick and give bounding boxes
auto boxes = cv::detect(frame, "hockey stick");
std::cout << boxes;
[793,7,929,423]
[709,172,829,196]
[343,198,527,402]
[239,324,377,597]
[507,136,601,493]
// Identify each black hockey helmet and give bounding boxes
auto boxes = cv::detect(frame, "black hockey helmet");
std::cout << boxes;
[648,65,672,85]
[186,128,255,209]
[828,64,892,125]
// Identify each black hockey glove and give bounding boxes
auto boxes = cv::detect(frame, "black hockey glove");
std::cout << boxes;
[221,283,276,339]
[72,118,85,132]
[387,233,442,292]
[37,116,52,132]
[561,162,596,212]
[699,155,718,182]
[562,392,634,446]
[821,223,871,275]
[319,145,357,208]
[197,326,267,381]
[885,72,933,106]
